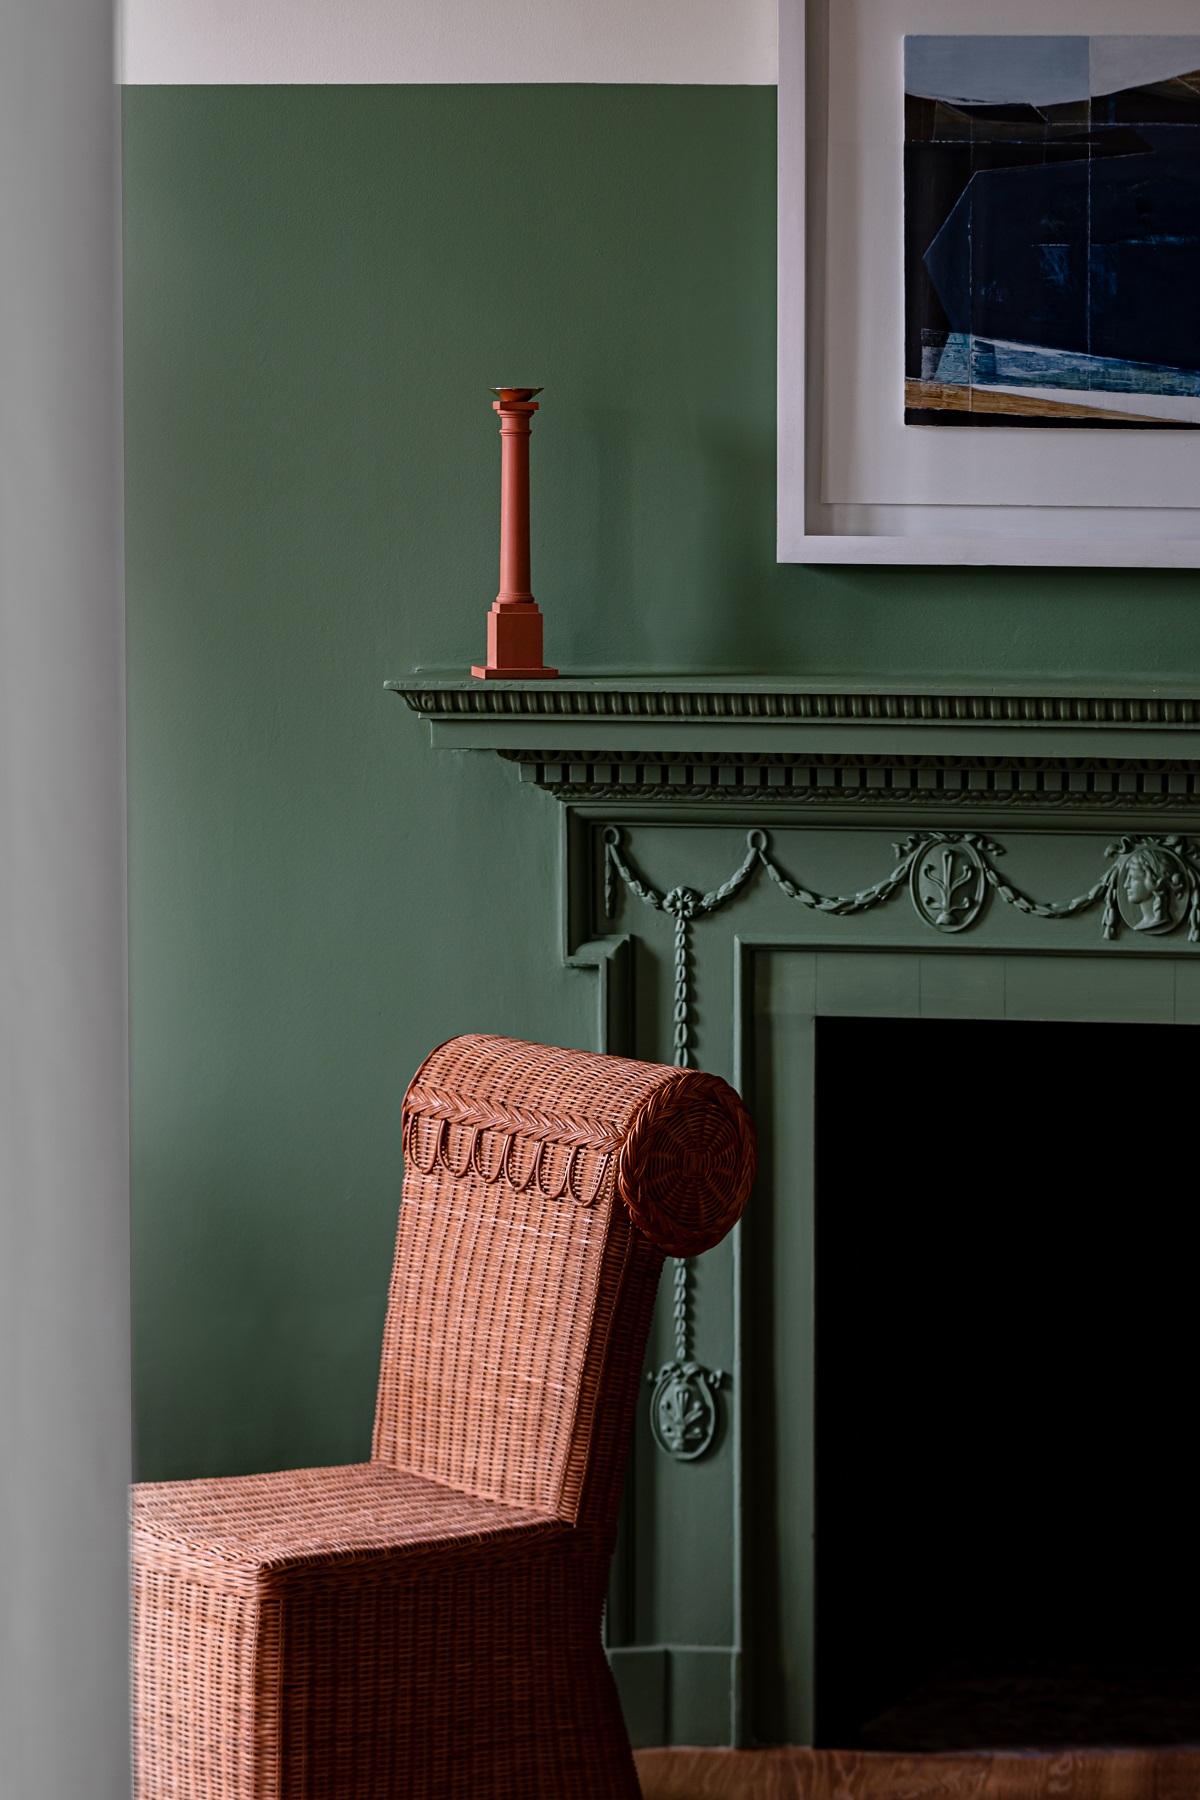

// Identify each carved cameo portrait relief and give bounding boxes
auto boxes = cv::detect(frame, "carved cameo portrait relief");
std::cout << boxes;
[1116,843,1190,934]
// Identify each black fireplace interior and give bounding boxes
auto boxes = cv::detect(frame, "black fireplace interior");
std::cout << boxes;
[815,1015,1200,1750]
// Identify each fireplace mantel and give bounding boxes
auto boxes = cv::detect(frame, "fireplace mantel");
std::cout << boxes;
[389,672,1200,739]
[390,673,1200,811]
[389,668,1200,1754]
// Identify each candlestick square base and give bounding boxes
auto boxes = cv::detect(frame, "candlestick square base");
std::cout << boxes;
[471,598,557,681]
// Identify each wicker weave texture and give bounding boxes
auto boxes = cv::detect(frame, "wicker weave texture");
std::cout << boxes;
[133,1034,757,1800]
[371,1126,619,1513]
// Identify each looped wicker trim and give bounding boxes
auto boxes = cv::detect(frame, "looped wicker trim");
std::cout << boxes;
[405,1115,444,1176]
[470,1128,509,1184]
[403,1089,616,1208]
[569,1151,609,1209]
[502,1134,539,1192]
[442,1125,476,1181]
[405,1084,625,1152]
[537,1143,573,1201]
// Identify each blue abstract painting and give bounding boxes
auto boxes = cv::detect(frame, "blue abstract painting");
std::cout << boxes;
[905,36,1200,427]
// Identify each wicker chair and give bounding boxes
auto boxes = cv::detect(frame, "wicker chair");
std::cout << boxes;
[133,1034,756,1800]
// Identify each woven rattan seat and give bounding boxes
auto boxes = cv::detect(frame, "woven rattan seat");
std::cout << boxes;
[133,1033,756,1800]
[134,1462,565,1588]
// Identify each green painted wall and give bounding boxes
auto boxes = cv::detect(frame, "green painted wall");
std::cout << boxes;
[124,84,1200,1486]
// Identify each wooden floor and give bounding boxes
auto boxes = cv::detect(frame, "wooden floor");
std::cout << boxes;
[633,1748,1200,1799]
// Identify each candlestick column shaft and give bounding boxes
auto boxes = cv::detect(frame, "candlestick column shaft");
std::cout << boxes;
[496,402,535,606]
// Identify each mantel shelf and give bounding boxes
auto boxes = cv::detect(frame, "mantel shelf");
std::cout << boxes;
[388,673,1200,766]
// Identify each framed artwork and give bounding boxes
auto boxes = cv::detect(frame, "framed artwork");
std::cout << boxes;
[778,0,1200,565]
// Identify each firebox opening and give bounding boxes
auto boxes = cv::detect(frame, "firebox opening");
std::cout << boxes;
[815,1015,1200,1751]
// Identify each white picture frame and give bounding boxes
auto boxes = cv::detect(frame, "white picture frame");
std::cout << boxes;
[778,0,1200,566]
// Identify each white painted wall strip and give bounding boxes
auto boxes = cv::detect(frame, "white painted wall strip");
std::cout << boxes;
[121,0,778,85]
[0,4,130,1797]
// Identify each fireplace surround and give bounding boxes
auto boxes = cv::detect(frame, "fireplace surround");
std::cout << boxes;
[392,675,1200,1751]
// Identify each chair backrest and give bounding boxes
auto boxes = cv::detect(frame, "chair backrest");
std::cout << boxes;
[371,1034,756,1533]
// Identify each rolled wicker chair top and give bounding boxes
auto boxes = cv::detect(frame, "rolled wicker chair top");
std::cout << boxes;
[402,1034,756,1257]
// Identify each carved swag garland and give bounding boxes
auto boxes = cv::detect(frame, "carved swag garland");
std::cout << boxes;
[606,827,1200,1460]
[605,831,1200,1052]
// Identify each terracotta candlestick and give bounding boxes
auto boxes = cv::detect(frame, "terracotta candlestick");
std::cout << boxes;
[472,386,557,679]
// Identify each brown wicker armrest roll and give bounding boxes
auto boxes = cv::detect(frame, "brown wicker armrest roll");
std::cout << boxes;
[615,1066,756,1256]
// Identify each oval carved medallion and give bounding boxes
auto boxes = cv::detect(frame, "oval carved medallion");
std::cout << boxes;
[648,1361,720,1462]
[911,841,987,933]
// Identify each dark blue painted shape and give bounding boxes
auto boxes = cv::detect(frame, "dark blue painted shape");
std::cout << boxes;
[924,149,1200,374]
